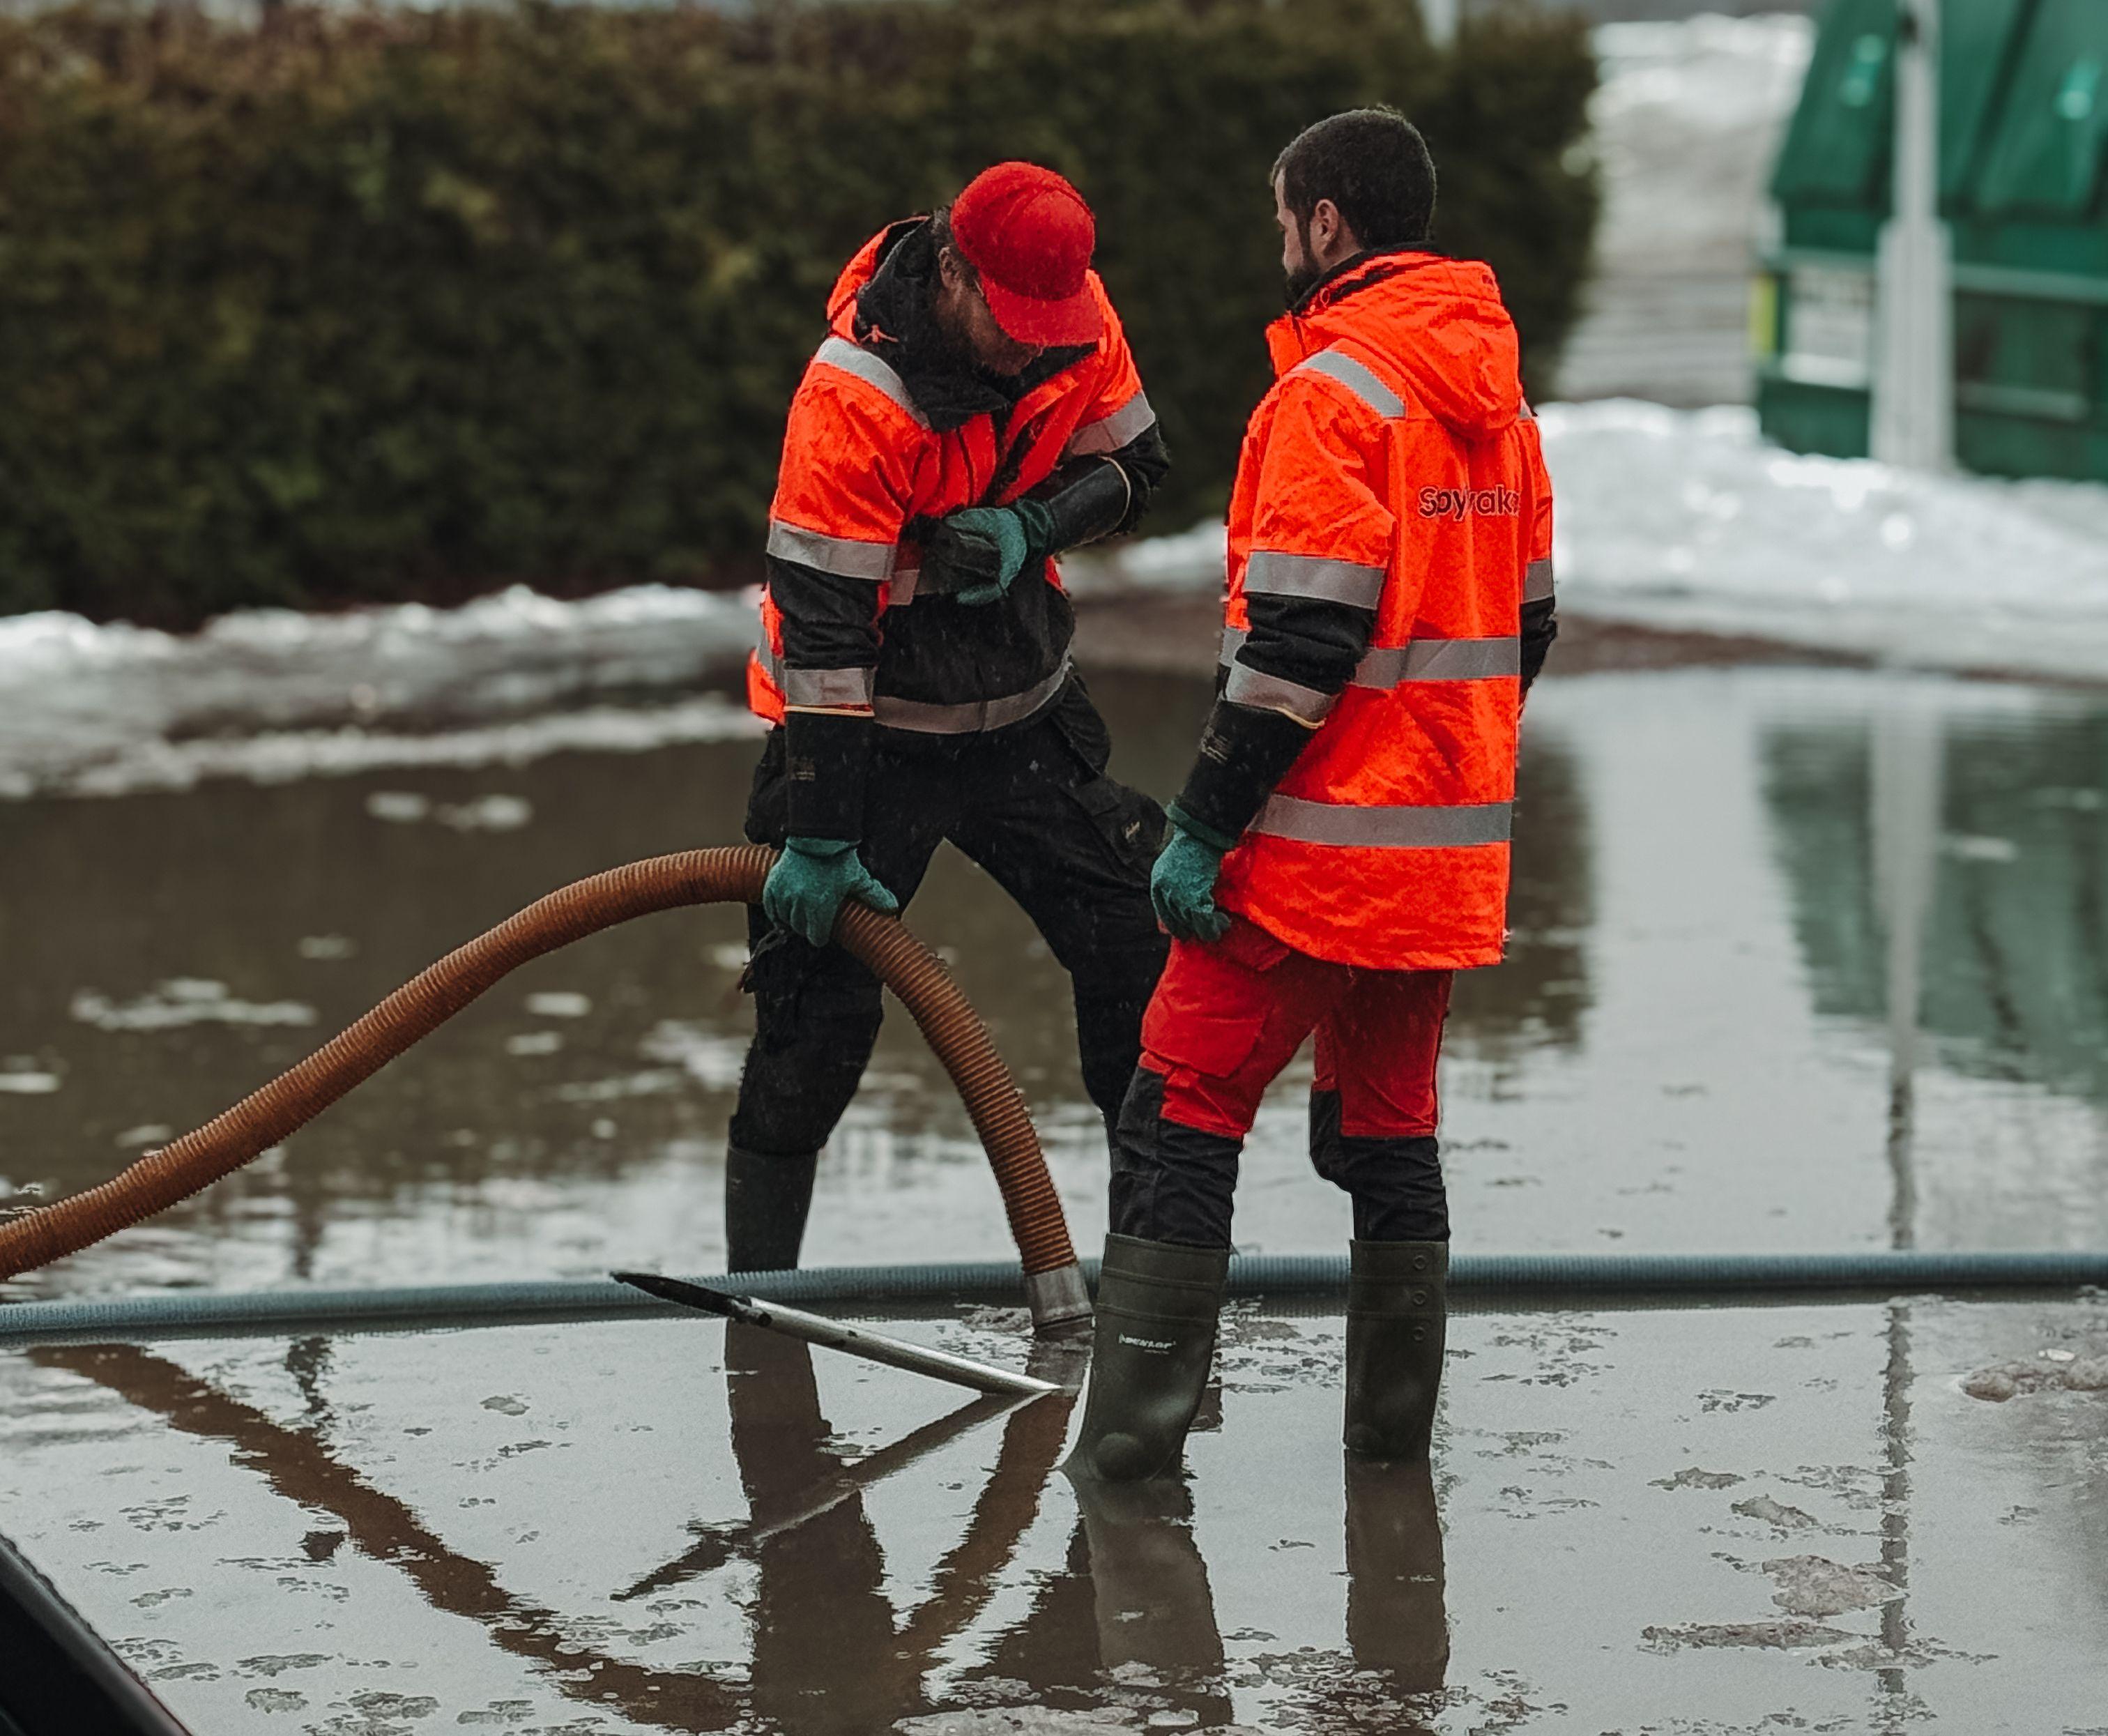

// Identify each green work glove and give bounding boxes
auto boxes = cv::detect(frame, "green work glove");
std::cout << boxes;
[924,501,1054,606]
[763,837,899,949]
[1150,818,1232,944]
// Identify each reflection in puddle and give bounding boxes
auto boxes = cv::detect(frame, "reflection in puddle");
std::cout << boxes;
[8,1295,2108,1731]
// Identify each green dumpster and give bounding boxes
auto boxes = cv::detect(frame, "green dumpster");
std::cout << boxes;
[1755,0,2108,481]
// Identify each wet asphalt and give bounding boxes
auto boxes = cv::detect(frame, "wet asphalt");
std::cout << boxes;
[3,651,2107,1730]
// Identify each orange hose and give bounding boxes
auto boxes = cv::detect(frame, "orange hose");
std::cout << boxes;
[0,847,1077,1284]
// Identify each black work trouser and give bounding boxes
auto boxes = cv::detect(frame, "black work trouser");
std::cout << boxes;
[729,675,1170,1157]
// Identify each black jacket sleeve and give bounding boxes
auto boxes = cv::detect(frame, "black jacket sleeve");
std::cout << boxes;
[1520,595,1558,694]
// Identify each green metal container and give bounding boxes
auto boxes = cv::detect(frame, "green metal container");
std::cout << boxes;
[1756,0,2108,480]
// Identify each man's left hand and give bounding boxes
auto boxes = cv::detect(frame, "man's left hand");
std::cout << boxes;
[923,503,1047,605]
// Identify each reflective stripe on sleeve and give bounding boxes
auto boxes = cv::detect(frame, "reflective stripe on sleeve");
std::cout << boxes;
[779,665,878,710]
[1291,348,1406,420]
[813,335,931,430]
[871,659,1071,736]
[1252,795,1512,848]
[1242,549,1387,609]
[1219,627,1519,686]
[1524,556,1555,603]
[1223,661,1336,725]
[766,519,899,581]
[1064,390,1157,457]
[1353,637,1520,685]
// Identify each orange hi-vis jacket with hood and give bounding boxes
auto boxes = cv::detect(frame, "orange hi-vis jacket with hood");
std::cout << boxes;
[747,218,1161,744]
[1179,251,1556,972]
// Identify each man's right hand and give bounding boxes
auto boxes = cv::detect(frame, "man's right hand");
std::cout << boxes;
[763,837,900,948]
[1150,822,1232,944]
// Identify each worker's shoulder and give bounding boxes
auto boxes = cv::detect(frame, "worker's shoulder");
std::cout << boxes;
[1262,341,1413,434]
[790,335,934,440]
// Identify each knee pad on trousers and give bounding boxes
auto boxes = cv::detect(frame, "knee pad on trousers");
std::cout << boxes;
[1311,1090,1450,1242]
[1109,1068,1243,1247]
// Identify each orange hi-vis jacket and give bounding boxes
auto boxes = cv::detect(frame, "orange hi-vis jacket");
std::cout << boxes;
[1212,254,1555,971]
[747,222,1155,732]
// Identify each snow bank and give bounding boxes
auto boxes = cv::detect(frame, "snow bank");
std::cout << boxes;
[0,583,758,799]
[1075,402,2108,685]
[1542,401,2108,681]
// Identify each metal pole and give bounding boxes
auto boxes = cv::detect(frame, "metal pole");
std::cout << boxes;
[612,1272,1059,1399]
[1871,0,1953,470]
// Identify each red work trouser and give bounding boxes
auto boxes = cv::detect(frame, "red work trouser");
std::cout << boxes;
[1109,918,1453,1249]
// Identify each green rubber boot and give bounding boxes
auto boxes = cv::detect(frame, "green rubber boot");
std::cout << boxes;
[1065,1233,1230,1483]
[1343,1240,1448,1461]
[723,1144,818,1272]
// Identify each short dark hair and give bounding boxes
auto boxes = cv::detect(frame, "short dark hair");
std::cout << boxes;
[1272,108,1437,251]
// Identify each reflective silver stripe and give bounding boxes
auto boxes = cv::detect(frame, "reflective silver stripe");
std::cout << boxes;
[1223,662,1336,725]
[1243,550,1386,609]
[1064,390,1157,457]
[780,665,876,709]
[1524,556,1555,604]
[766,519,897,581]
[1292,348,1405,420]
[873,659,1071,736]
[813,335,930,429]
[888,566,922,606]
[1219,627,1518,687]
[1252,795,1511,848]
[1354,637,1520,685]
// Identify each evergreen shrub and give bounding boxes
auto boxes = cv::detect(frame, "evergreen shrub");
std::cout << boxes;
[0,0,1598,625]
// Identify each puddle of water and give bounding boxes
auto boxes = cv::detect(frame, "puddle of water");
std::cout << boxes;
[3,1293,2107,1733]
[3,663,2106,1298]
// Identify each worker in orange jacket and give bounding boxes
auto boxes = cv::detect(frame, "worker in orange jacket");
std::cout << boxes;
[729,164,1171,1284]
[1069,110,1558,1482]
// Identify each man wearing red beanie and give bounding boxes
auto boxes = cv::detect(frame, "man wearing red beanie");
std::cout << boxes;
[728,163,1172,1295]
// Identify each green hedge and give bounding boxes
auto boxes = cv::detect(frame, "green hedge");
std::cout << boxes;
[0,1,1597,627]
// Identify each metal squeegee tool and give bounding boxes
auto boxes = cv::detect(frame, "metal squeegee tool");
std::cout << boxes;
[611,1271,1058,1398]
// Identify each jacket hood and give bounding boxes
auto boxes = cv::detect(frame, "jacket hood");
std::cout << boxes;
[1271,252,1523,438]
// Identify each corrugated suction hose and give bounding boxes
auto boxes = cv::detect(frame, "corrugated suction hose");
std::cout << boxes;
[0,847,1091,1327]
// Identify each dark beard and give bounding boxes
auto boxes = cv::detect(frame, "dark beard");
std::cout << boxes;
[1282,214,1321,309]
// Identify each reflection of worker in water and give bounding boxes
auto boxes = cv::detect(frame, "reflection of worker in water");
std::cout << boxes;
[961,1458,1448,1724]
[1070,109,1558,1482]
[725,1323,923,1732]
[726,162,1172,1273]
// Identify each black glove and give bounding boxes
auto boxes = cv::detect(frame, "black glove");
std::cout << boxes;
[1170,700,1319,844]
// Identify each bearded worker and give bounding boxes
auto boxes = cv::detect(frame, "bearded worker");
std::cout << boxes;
[1068,110,1559,1480]
[730,163,1171,1295]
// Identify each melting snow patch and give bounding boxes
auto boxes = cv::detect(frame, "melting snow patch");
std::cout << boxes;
[1732,1494,1818,1530]
[1541,402,2108,681]
[525,992,592,1019]
[1651,1467,1743,1491]
[1642,1620,1857,1651]
[298,935,356,961]
[71,980,316,1033]
[1964,1352,2108,1399]
[1763,1555,1899,1617]
[0,583,758,800]
[639,1019,749,1090]
[365,791,429,823]
[0,1069,61,1094]
[503,1031,563,1058]
[436,793,532,832]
